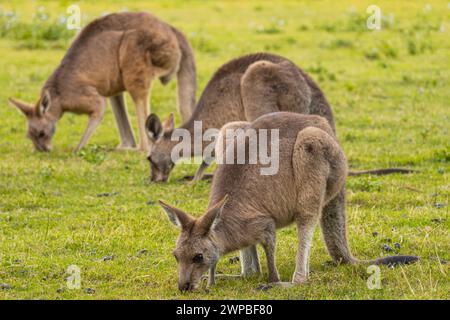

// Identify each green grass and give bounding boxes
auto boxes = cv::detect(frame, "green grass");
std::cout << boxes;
[0,0,449,300]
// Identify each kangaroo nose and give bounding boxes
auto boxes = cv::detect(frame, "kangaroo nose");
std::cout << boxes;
[151,174,168,183]
[179,282,191,292]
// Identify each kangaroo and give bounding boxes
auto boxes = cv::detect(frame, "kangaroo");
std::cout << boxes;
[146,52,413,182]
[9,12,196,153]
[159,112,418,292]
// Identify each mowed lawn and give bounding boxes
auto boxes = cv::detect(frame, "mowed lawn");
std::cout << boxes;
[0,0,448,299]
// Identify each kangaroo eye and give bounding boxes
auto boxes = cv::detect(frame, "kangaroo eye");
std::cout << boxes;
[192,254,203,264]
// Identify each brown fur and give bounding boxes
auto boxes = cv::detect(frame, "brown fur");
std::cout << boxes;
[9,12,196,152]
[160,112,418,291]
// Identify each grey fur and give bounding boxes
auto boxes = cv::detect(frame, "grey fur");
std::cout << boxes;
[160,113,418,291]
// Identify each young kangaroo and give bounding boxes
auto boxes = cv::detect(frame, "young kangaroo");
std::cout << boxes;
[146,52,412,182]
[9,12,196,152]
[159,112,418,292]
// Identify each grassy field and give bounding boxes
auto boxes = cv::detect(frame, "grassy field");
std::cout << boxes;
[0,0,448,300]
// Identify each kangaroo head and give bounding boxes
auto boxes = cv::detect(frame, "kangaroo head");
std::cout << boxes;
[9,90,56,152]
[159,196,228,292]
[145,113,177,182]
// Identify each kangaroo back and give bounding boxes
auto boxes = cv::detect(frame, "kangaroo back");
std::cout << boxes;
[241,60,312,122]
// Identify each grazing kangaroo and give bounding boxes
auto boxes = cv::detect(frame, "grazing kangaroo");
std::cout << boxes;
[159,112,418,292]
[146,53,332,182]
[9,12,196,152]
[146,52,412,182]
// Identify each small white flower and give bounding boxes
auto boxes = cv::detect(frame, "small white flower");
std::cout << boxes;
[58,15,66,24]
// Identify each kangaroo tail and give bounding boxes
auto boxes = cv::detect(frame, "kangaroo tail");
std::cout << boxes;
[363,255,419,267]
[348,168,416,176]
[170,26,197,122]
[321,189,419,267]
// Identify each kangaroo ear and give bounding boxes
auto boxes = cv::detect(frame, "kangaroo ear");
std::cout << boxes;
[9,98,34,117]
[162,113,174,132]
[39,90,51,115]
[145,113,163,142]
[159,200,194,229]
[197,195,229,234]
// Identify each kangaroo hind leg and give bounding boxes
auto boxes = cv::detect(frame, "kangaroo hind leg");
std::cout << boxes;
[110,93,137,149]
[294,127,355,265]
[291,126,345,282]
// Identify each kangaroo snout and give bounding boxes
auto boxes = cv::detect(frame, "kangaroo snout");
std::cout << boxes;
[33,142,52,153]
[150,172,169,183]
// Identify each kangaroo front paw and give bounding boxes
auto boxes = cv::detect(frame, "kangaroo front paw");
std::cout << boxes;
[200,173,214,181]
[292,273,308,284]
[180,174,214,182]
[214,274,242,280]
